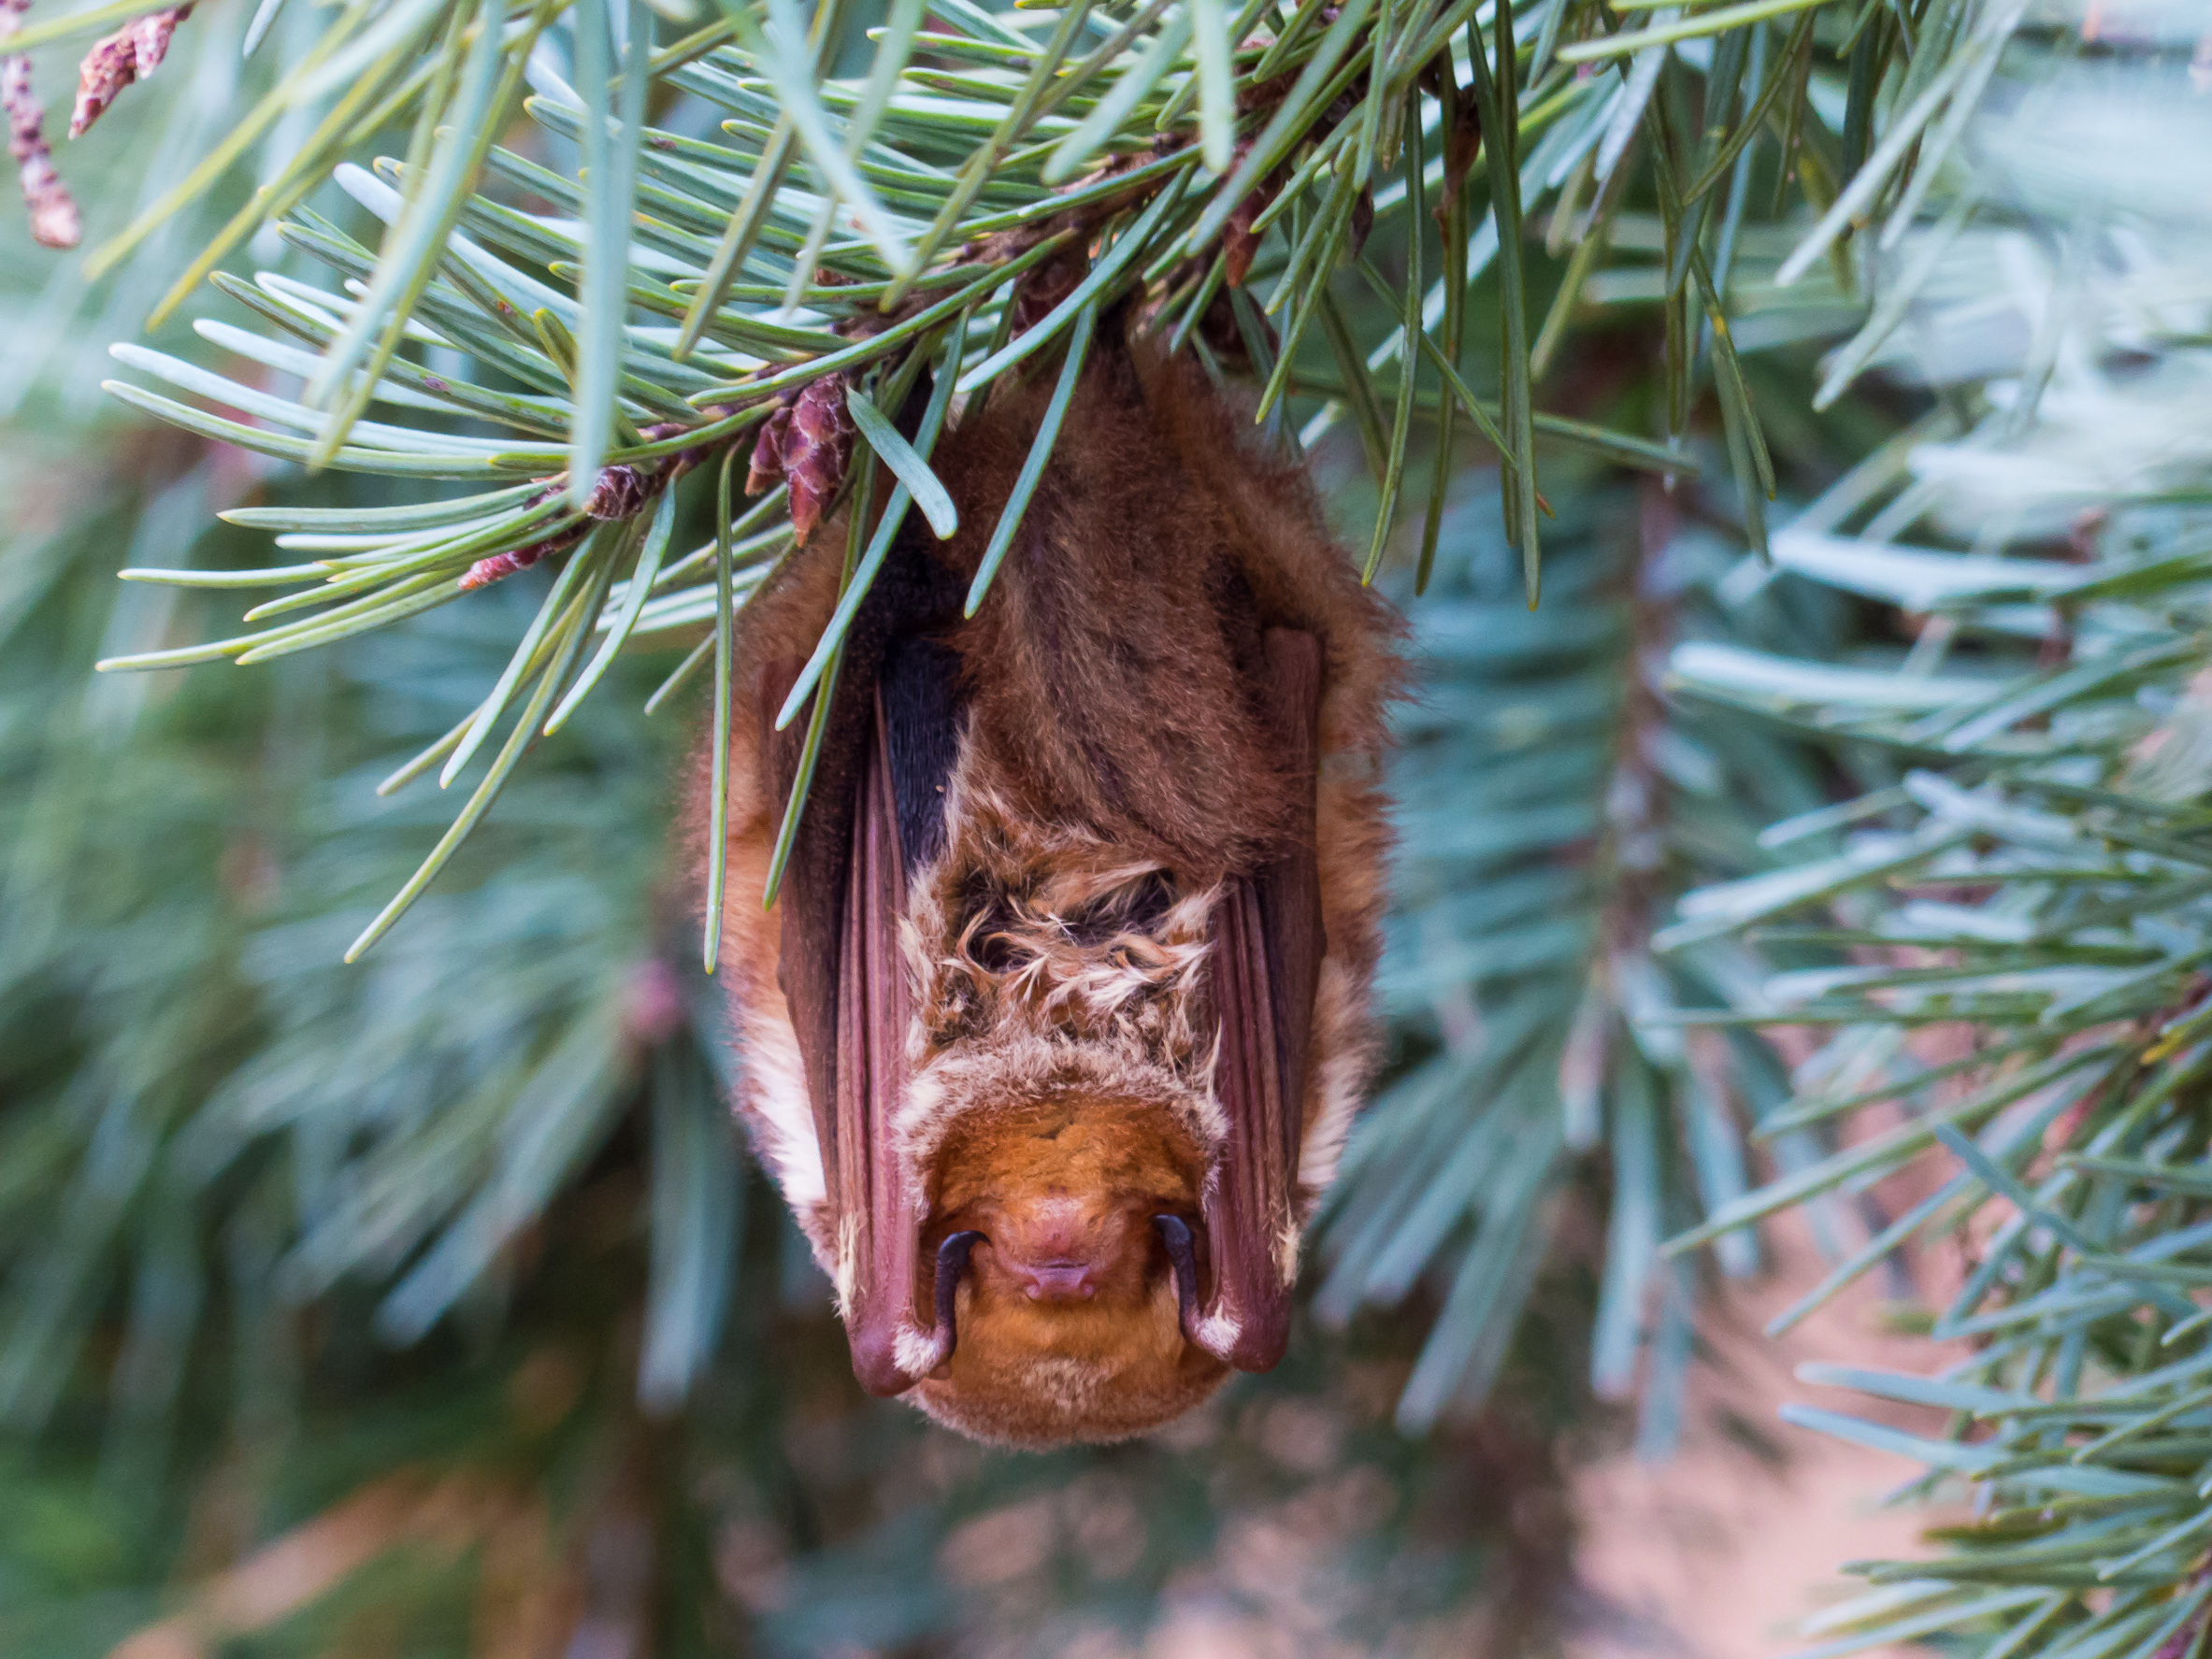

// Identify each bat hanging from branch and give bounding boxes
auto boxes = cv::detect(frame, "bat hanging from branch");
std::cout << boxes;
[695,316,1401,1447]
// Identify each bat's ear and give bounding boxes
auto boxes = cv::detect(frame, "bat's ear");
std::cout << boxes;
[1154,1214,1290,1374]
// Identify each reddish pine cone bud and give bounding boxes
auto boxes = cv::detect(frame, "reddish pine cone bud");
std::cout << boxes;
[3,53,79,250]
[69,4,189,139]
[582,463,648,521]
[745,378,852,546]
[460,531,575,592]
[745,399,794,497]
[783,375,851,547]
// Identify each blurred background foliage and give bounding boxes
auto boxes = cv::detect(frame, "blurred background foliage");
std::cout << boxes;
[2,0,2207,1652]
[0,376,1603,1655]
[0,371,1615,1656]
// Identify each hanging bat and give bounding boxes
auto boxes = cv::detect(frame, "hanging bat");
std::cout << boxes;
[697,322,1400,1447]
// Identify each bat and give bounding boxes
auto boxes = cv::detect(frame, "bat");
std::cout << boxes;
[697,320,1400,1447]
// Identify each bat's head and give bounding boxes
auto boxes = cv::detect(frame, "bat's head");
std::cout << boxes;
[911,1093,1230,1446]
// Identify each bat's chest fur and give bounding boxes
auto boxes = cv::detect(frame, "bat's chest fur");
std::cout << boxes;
[895,790,1238,1451]
[907,769,1224,1087]
[894,764,1231,1194]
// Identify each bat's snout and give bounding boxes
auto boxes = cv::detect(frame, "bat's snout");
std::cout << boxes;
[968,1193,1147,1309]
[904,1214,1234,1446]
[1013,1259,1099,1301]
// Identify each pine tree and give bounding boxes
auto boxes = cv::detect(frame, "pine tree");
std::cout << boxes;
[2,0,2197,1651]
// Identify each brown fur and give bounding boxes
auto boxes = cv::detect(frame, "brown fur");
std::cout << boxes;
[687,323,1404,1446]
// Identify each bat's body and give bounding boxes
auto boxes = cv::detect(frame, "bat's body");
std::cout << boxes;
[698,333,1399,1446]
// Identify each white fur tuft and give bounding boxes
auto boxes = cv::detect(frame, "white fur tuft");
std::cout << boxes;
[894,1321,950,1379]
[736,996,826,1212]
[1293,958,1371,1202]
[834,1212,860,1321]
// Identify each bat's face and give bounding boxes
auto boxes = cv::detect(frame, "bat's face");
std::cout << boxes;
[910,1094,1230,1447]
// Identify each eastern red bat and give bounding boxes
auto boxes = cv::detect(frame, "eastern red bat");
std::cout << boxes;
[697,323,1400,1447]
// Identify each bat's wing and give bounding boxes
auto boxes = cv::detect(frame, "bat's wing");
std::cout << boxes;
[1167,628,1327,1373]
[757,638,966,1397]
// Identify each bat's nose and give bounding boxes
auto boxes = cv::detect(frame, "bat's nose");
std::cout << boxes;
[1017,1260,1098,1300]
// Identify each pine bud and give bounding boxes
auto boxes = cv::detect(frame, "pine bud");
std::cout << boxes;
[742,378,851,547]
[69,3,191,139]
[783,375,852,547]
[745,399,794,498]
[3,55,78,249]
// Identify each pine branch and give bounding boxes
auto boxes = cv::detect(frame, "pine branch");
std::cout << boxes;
[58,0,1969,954]
[1655,24,2212,1635]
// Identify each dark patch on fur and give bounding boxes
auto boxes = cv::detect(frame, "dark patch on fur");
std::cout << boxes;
[953,867,1181,980]
[1069,870,1173,943]
[783,481,971,924]
[882,635,965,873]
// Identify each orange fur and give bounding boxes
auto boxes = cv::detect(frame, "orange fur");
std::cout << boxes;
[909,1095,1227,1447]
